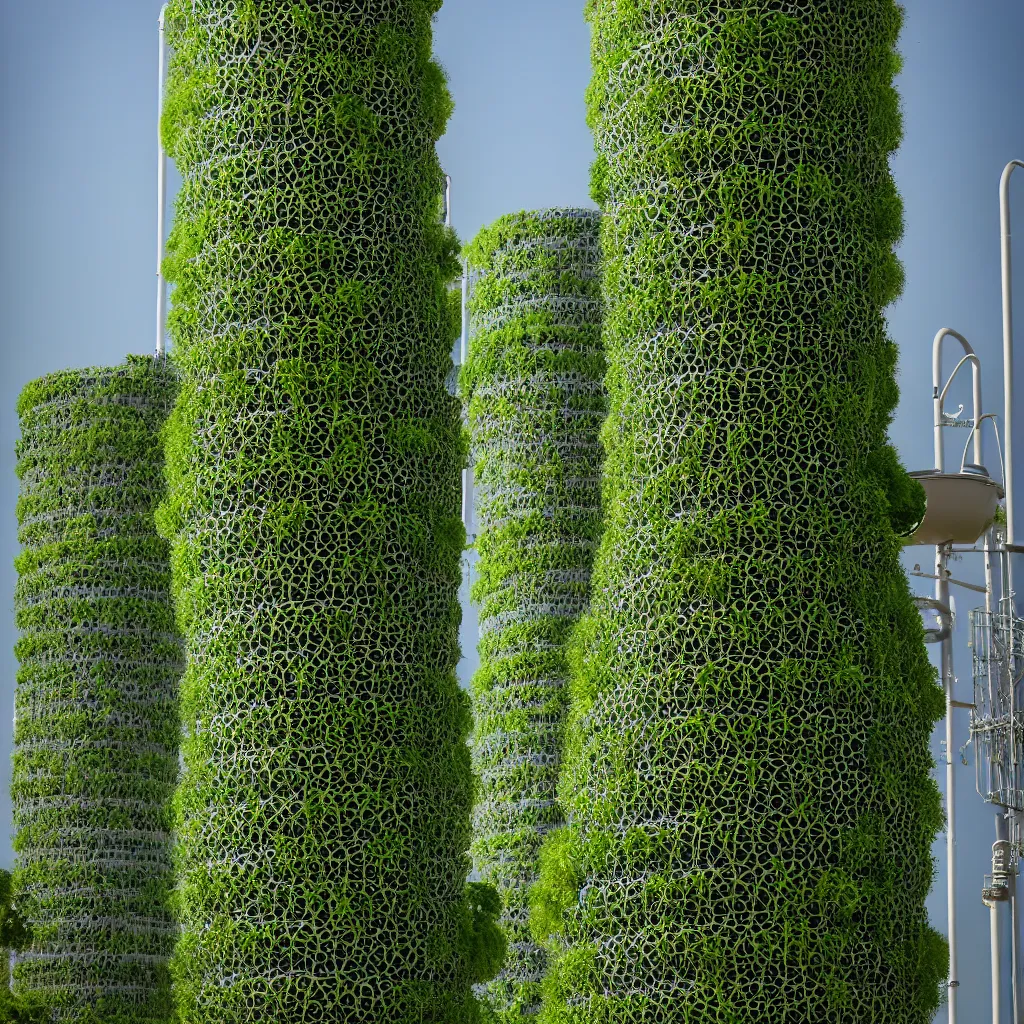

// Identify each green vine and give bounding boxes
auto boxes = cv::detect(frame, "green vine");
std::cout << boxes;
[462,209,603,1022]
[532,4,946,1021]
[12,358,179,1024]
[159,2,500,1020]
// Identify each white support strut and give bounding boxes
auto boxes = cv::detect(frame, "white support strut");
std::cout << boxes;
[461,262,473,540]
[932,327,986,1024]
[156,5,169,358]
[1001,161,1024,552]
[937,538,958,1024]
[1000,160,1024,1022]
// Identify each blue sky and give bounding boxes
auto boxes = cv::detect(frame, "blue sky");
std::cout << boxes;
[2,1,1024,1019]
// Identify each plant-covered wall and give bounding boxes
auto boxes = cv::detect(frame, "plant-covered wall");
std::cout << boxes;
[12,357,180,1024]
[462,209,604,1022]
[532,3,946,1021]
[158,2,500,1020]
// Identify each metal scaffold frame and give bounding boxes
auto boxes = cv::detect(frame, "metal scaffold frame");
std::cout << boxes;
[909,160,1024,1024]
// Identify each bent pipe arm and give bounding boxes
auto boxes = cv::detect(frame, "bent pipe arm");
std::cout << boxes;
[933,328,984,472]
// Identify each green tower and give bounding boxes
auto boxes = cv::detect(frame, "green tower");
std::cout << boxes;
[532,3,946,1021]
[159,3,500,1020]
[12,357,179,1024]
[463,209,604,1021]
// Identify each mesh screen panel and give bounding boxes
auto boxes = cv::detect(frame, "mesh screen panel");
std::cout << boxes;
[158,2,501,1021]
[463,209,604,1022]
[531,4,947,1021]
[12,356,180,1024]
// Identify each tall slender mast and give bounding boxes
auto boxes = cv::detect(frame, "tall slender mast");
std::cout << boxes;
[155,5,168,358]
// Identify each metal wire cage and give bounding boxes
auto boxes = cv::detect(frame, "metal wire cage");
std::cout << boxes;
[971,605,1024,812]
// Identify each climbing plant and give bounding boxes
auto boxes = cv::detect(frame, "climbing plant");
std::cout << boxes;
[12,357,179,1024]
[463,209,603,1022]
[532,3,946,1022]
[159,2,500,1021]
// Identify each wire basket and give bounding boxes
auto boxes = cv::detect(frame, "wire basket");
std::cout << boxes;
[971,606,1024,811]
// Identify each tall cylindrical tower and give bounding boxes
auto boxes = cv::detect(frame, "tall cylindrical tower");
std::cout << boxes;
[159,3,498,1021]
[463,209,604,1021]
[12,356,180,1024]
[533,4,947,1021]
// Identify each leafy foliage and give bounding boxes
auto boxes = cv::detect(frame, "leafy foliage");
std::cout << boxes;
[159,2,499,1020]
[12,359,179,1024]
[532,3,947,1021]
[0,870,30,955]
[462,209,604,1022]
[0,868,45,1023]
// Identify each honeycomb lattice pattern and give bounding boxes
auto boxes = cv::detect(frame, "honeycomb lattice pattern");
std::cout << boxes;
[158,2,501,1021]
[12,357,180,1024]
[463,210,604,1022]
[531,4,948,1022]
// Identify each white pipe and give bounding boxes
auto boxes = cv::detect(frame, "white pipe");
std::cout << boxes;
[938,542,958,1024]
[1013,851,1022,1024]
[461,262,469,368]
[933,329,984,472]
[995,816,1009,1024]
[1000,167,1024,1020]
[1001,161,1024,549]
[445,174,452,229]
[961,415,1006,482]
[461,261,472,538]
[995,897,1004,1024]
[980,526,1004,1024]
[932,329,982,1022]
[155,5,169,358]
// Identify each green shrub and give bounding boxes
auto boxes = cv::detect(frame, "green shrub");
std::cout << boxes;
[532,3,946,1021]
[12,358,179,1024]
[159,2,499,1020]
[0,868,44,1023]
[462,209,603,1021]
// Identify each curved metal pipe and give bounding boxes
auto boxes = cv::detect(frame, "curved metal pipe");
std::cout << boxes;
[933,328,984,472]
[960,414,1007,484]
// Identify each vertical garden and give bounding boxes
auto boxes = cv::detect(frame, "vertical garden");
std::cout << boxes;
[532,3,947,1022]
[158,1,498,1021]
[463,209,603,1022]
[12,357,180,1024]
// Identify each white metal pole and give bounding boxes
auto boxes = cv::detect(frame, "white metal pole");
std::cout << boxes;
[994,816,1008,1024]
[994,896,1004,1024]
[1001,161,1024,548]
[1013,847,1022,1024]
[155,5,169,358]
[1000,162,1024,1019]
[461,263,469,368]
[461,262,472,538]
[938,542,958,1024]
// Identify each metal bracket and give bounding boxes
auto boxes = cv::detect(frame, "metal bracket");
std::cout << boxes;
[914,597,953,643]
[911,570,988,595]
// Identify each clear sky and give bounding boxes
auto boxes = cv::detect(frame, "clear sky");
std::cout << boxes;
[2,2,1024,1020]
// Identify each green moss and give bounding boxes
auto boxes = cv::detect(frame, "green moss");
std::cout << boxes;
[11,358,179,1024]
[533,3,946,1021]
[160,2,497,1020]
[462,209,603,1022]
